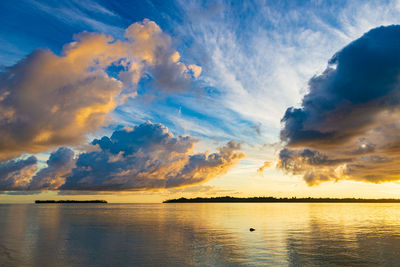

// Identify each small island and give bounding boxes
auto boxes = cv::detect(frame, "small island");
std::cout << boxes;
[35,200,107,204]
[163,196,400,203]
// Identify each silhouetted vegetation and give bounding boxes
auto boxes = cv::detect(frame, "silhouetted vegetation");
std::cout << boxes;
[163,196,400,203]
[35,200,107,203]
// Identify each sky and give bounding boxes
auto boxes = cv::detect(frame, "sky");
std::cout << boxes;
[2,0,400,202]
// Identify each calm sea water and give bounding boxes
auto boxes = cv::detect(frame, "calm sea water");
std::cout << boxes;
[1,203,400,266]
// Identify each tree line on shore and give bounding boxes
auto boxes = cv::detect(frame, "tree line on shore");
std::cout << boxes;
[163,196,400,203]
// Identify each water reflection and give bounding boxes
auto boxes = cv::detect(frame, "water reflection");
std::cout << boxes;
[286,204,400,266]
[1,203,400,266]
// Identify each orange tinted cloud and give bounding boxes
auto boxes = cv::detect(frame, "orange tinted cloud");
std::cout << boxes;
[0,19,201,160]
[257,161,272,176]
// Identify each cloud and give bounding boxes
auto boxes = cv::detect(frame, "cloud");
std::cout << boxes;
[0,122,244,192]
[28,147,75,190]
[0,19,201,160]
[0,156,37,190]
[188,64,202,78]
[27,0,123,35]
[0,147,75,192]
[257,161,272,176]
[167,185,241,196]
[279,25,400,185]
[61,122,245,191]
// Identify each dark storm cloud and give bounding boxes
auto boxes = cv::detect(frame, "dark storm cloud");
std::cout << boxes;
[279,25,400,185]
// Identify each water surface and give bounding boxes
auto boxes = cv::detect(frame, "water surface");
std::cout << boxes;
[1,203,400,266]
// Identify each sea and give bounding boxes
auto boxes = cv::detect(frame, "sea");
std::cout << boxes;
[1,203,400,266]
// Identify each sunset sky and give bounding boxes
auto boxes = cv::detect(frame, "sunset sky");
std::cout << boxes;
[2,0,400,203]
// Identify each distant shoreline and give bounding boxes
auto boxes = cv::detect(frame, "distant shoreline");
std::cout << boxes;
[163,196,400,203]
[35,200,107,204]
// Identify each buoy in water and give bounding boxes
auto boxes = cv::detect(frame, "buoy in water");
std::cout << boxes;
[249,228,255,232]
